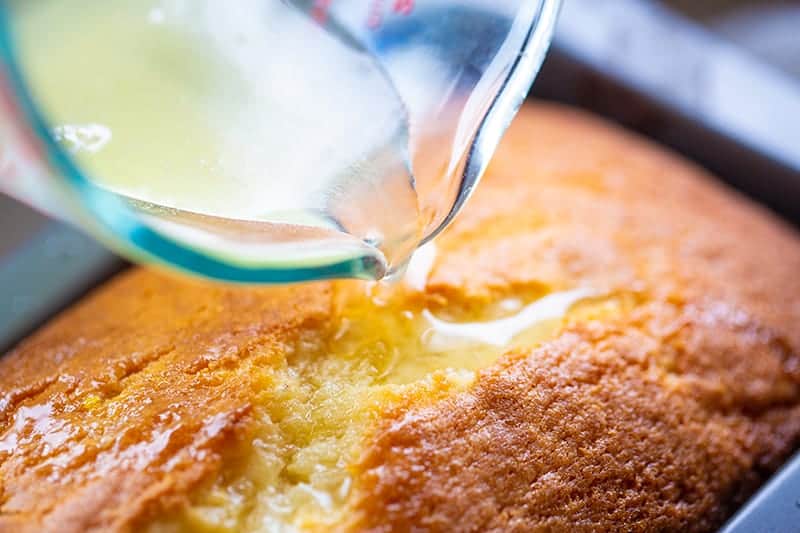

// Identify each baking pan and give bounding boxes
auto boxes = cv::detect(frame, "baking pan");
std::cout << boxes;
[533,0,800,223]
[0,221,124,354]
[1,0,799,529]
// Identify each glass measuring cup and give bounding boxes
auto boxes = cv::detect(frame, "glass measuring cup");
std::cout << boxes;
[0,0,561,283]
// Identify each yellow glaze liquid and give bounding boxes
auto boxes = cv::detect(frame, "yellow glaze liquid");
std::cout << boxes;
[9,0,419,269]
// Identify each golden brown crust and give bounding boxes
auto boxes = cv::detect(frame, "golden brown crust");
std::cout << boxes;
[347,105,800,531]
[1,103,800,532]
[350,314,800,532]
[0,275,334,532]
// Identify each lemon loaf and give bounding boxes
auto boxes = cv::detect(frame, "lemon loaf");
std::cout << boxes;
[2,104,800,532]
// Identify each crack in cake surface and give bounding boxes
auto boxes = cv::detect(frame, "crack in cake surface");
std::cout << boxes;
[147,282,602,532]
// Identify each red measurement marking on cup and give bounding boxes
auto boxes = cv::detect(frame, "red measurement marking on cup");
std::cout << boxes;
[393,0,415,15]
[367,0,384,29]
[312,0,333,24]
[312,0,415,29]
[366,0,417,29]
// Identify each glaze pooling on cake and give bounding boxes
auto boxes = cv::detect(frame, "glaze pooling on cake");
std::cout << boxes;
[145,283,593,531]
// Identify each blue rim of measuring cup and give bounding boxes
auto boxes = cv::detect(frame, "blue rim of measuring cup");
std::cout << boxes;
[0,6,382,284]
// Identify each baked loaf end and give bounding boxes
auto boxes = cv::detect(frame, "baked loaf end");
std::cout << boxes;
[1,104,800,533]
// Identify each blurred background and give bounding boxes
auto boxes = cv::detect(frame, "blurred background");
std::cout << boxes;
[668,0,800,78]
